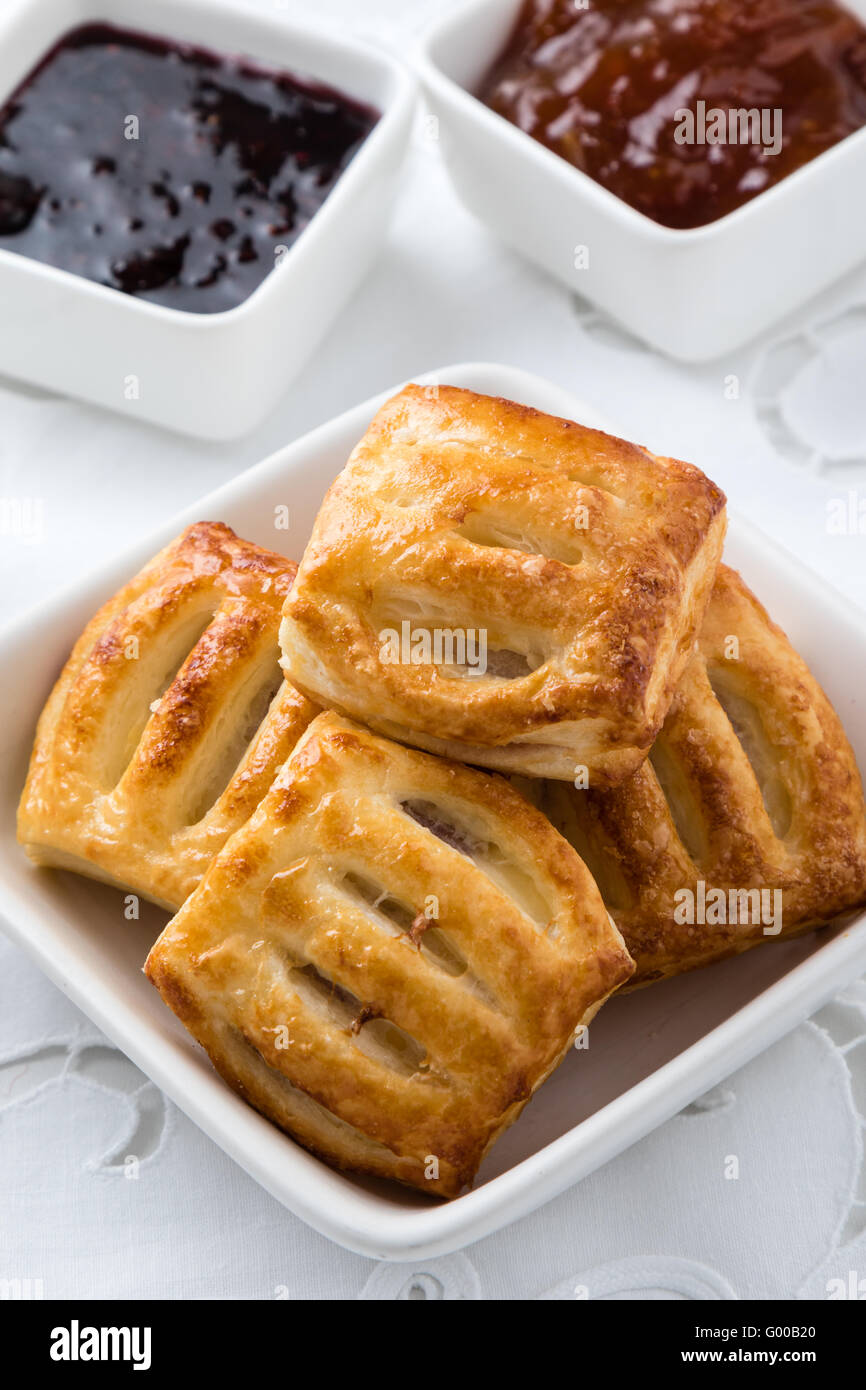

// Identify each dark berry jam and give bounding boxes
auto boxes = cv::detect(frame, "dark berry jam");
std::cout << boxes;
[0,23,378,310]
[481,0,866,229]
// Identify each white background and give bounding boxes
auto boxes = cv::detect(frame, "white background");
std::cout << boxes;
[1,0,865,1300]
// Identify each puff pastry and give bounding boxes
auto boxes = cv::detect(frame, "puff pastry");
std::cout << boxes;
[538,565,866,985]
[280,384,726,784]
[145,711,635,1196]
[18,523,319,911]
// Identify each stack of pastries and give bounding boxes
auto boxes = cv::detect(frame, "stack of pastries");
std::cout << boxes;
[18,386,866,1197]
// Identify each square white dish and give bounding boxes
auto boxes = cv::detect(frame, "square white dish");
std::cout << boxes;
[416,0,866,362]
[1,361,866,1260]
[0,0,415,439]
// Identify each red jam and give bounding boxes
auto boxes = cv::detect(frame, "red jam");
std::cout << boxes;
[0,24,378,310]
[480,0,866,228]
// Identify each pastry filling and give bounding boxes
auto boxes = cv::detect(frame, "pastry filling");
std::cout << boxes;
[342,870,498,1005]
[400,798,554,931]
[288,962,429,1077]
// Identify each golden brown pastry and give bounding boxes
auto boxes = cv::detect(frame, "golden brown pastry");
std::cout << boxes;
[145,711,635,1196]
[18,522,319,911]
[280,384,726,785]
[539,565,866,985]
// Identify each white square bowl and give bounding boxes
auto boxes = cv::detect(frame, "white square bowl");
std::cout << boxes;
[416,0,866,362]
[0,0,415,439]
[1,361,865,1260]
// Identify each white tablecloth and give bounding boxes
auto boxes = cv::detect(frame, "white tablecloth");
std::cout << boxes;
[2,0,865,1300]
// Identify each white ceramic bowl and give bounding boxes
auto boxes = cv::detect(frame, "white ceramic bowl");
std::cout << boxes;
[417,0,866,362]
[1,361,865,1258]
[0,0,415,438]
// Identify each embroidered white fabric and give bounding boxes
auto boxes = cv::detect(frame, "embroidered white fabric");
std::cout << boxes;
[1,0,865,1301]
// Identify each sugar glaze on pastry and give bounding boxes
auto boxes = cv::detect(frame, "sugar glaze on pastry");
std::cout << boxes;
[146,712,634,1196]
[280,384,726,784]
[18,523,319,910]
[540,565,866,985]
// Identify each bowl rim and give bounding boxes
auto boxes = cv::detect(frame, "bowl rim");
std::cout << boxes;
[415,0,866,246]
[0,0,416,329]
